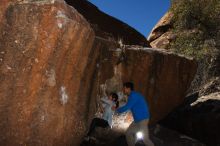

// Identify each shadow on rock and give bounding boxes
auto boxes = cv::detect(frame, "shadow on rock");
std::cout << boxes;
[160,93,220,146]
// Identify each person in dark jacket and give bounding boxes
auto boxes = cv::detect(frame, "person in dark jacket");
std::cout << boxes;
[117,82,154,146]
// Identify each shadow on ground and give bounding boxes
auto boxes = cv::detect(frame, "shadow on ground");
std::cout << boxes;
[80,124,205,146]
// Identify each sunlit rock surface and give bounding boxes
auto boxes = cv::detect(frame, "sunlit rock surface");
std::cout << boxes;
[147,12,174,49]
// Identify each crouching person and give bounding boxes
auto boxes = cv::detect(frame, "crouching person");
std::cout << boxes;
[85,92,119,141]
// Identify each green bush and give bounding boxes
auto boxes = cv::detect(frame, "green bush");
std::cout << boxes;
[170,33,205,60]
[170,0,220,60]
[171,0,220,33]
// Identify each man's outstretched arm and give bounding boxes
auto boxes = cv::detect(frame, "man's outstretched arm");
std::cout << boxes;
[117,96,137,113]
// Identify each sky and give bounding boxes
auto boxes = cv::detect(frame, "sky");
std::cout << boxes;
[88,0,171,37]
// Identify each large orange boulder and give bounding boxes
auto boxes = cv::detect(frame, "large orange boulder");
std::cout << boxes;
[0,0,95,145]
[92,46,197,124]
[121,47,197,123]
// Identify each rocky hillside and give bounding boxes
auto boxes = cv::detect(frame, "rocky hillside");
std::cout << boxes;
[148,0,220,91]
[148,0,220,145]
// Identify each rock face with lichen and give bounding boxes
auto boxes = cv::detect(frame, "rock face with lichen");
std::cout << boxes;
[94,46,197,124]
[0,0,95,145]
[120,47,197,123]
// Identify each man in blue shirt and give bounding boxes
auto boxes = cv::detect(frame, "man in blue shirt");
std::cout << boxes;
[117,82,154,146]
